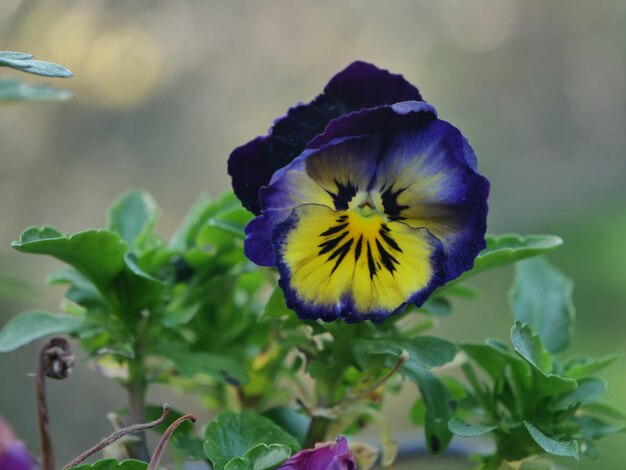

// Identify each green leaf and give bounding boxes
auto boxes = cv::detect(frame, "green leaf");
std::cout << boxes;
[448,417,496,437]
[0,78,71,102]
[159,348,248,385]
[511,322,576,396]
[582,401,626,420]
[563,354,620,379]
[552,378,607,410]
[107,190,160,250]
[523,421,579,459]
[576,416,626,440]
[224,443,291,470]
[0,52,33,60]
[204,410,300,470]
[171,192,243,250]
[0,310,82,352]
[461,343,532,390]
[420,297,452,316]
[263,287,293,319]
[510,257,575,353]
[12,227,127,296]
[353,336,458,370]
[71,459,147,470]
[262,407,311,446]
[511,321,552,374]
[453,234,563,284]
[13,226,164,313]
[0,51,73,77]
[402,362,454,454]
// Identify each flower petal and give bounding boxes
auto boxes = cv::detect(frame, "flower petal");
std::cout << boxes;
[305,102,488,281]
[277,436,356,470]
[245,135,380,266]
[374,119,490,280]
[229,61,423,214]
[273,204,444,322]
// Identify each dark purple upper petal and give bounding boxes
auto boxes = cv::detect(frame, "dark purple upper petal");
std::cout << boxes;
[229,61,423,214]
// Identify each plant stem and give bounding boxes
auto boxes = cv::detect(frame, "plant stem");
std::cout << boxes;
[37,338,74,470]
[303,416,331,448]
[126,314,150,461]
[147,413,197,470]
[63,404,171,470]
[37,344,55,470]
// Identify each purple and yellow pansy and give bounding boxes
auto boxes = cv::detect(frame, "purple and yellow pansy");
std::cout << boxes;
[229,62,489,323]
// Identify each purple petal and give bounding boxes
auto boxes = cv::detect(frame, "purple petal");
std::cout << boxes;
[229,61,423,214]
[305,102,488,283]
[244,215,275,266]
[278,436,357,470]
[244,135,380,269]
[0,417,36,470]
[0,442,36,470]
[373,118,489,281]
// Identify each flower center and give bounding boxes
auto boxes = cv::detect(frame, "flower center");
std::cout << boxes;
[348,190,385,218]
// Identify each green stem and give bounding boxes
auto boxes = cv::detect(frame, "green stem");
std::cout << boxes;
[126,314,150,461]
[304,416,331,448]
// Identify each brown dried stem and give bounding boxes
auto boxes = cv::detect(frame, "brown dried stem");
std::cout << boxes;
[147,413,197,470]
[63,404,171,470]
[38,338,75,470]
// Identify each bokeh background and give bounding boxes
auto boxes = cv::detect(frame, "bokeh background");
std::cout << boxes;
[1,0,624,468]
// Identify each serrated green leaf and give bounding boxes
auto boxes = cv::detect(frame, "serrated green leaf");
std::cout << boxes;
[107,190,160,250]
[462,343,530,381]
[353,336,458,370]
[12,227,127,296]
[402,362,453,454]
[510,257,575,353]
[511,322,576,396]
[582,401,626,420]
[563,354,620,379]
[523,421,579,459]
[204,410,300,470]
[159,348,248,385]
[72,459,147,470]
[552,378,607,410]
[453,234,563,284]
[13,226,164,313]
[0,78,71,102]
[575,416,626,440]
[262,407,310,446]
[224,443,291,470]
[0,51,73,77]
[171,192,243,250]
[511,322,552,373]
[0,310,82,352]
[448,417,496,437]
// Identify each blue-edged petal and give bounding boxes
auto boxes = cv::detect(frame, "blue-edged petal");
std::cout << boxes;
[374,119,489,280]
[229,61,423,214]
[272,204,445,323]
[306,102,488,281]
[244,135,380,266]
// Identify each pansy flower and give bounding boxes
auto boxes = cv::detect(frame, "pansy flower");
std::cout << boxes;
[229,61,489,322]
[277,436,356,470]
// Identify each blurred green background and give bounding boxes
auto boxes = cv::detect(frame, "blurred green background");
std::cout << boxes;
[0,0,624,468]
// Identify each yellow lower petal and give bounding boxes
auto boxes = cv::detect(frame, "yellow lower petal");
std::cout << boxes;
[279,204,438,319]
